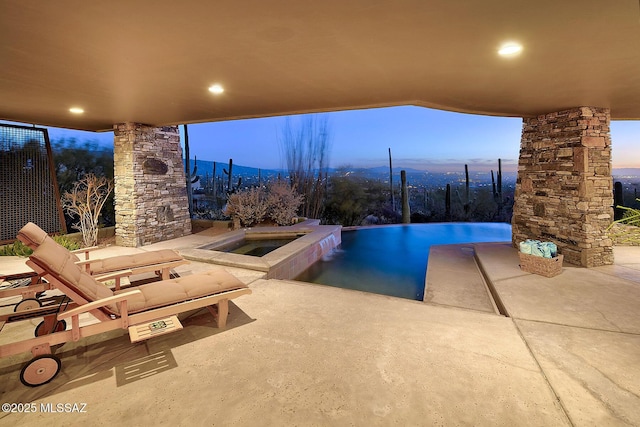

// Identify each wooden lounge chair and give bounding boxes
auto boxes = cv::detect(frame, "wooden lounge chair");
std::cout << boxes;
[18,222,189,278]
[3,222,190,311]
[0,238,251,387]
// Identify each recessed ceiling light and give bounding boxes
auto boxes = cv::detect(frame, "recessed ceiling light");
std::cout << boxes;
[208,84,224,95]
[69,107,84,114]
[498,42,523,57]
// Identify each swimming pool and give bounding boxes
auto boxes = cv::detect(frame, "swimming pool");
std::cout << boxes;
[295,223,512,300]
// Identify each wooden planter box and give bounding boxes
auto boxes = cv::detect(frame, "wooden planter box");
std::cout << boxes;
[518,252,564,277]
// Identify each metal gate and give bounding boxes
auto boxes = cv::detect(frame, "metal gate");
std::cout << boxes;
[0,123,65,243]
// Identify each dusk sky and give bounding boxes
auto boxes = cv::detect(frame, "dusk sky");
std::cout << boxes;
[14,106,640,173]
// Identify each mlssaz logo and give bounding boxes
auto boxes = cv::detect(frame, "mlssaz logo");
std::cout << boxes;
[40,403,88,413]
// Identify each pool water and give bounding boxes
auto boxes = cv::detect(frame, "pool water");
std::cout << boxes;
[295,223,512,300]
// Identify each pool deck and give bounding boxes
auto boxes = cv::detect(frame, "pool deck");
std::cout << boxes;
[1,229,639,426]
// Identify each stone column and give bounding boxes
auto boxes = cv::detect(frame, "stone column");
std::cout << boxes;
[113,123,191,247]
[512,107,613,267]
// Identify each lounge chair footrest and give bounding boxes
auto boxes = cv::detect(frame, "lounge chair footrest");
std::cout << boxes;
[128,315,183,343]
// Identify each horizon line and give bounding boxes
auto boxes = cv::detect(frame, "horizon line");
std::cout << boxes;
[186,158,640,174]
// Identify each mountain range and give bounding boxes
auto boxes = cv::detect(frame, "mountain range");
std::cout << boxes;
[186,159,640,179]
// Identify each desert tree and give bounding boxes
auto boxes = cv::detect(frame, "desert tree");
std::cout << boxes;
[61,173,114,247]
[52,137,115,228]
[279,114,331,219]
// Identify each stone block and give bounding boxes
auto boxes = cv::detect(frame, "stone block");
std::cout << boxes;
[573,147,588,172]
[556,147,573,157]
[582,136,605,147]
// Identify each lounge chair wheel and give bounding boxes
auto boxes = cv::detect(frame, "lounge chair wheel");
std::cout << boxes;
[14,298,42,312]
[20,354,61,387]
[34,320,67,337]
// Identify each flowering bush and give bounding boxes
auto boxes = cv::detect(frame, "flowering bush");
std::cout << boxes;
[266,181,304,226]
[225,182,303,227]
[225,187,268,227]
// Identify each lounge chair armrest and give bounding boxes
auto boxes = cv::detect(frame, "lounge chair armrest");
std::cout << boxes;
[57,290,143,320]
[74,257,105,267]
[71,246,99,260]
[71,246,99,254]
[95,269,133,282]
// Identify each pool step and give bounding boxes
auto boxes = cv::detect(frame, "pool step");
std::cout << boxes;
[424,245,502,315]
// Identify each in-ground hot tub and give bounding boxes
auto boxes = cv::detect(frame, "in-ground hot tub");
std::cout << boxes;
[203,234,303,257]
[180,223,341,279]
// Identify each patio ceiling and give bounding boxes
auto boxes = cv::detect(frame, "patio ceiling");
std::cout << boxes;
[1,0,640,132]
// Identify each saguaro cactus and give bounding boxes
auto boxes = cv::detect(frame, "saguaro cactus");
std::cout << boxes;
[445,183,451,221]
[464,164,470,202]
[223,158,233,193]
[464,164,471,214]
[491,159,503,204]
[401,170,410,223]
[491,170,497,199]
[497,158,503,203]
[388,148,394,211]
[614,181,624,220]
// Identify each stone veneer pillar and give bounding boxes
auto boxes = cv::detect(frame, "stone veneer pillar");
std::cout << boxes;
[113,123,191,247]
[512,107,613,267]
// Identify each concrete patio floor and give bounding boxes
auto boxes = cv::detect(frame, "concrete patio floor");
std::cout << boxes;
[0,231,639,426]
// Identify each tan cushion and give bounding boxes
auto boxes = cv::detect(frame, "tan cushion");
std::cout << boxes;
[18,222,81,262]
[17,222,48,249]
[88,249,183,275]
[113,269,248,314]
[30,239,113,304]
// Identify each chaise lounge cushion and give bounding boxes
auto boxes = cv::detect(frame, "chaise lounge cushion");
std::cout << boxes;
[17,222,82,261]
[86,249,183,275]
[18,222,184,274]
[17,222,48,248]
[29,238,114,303]
[29,239,249,316]
[113,269,248,314]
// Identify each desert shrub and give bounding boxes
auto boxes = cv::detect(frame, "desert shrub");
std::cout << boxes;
[607,199,640,245]
[322,176,369,226]
[0,240,32,257]
[0,235,81,257]
[62,173,114,247]
[619,203,640,226]
[52,235,82,251]
[266,181,304,225]
[225,187,268,227]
